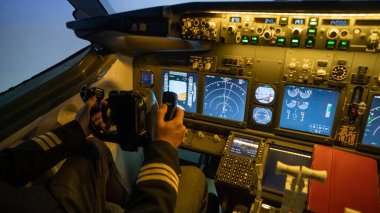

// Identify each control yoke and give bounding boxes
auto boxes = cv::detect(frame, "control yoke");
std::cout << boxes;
[80,86,158,151]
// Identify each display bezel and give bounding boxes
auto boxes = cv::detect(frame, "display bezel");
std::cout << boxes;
[357,92,380,154]
[197,73,252,128]
[273,83,343,143]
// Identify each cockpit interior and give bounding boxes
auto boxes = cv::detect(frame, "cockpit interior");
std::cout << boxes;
[1,1,380,212]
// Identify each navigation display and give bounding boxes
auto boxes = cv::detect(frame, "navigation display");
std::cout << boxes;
[162,70,198,113]
[279,85,339,136]
[361,95,380,148]
[262,145,312,193]
[230,136,259,158]
[203,75,248,122]
[255,84,275,104]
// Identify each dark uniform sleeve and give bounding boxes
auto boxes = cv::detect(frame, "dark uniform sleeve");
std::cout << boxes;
[127,140,182,213]
[0,120,86,186]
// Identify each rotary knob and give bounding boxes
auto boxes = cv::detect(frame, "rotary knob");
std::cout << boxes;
[206,21,216,30]
[213,135,221,143]
[183,20,192,28]
[197,131,205,139]
[227,25,237,34]
[263,30,273,40]
[289,62,297,69]
[204,62,212,70]
[327,28,339,39]
[331,65,348,80]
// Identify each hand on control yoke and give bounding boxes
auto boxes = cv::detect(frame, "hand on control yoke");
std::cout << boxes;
[76,96,106,136]
[154,104,186,149]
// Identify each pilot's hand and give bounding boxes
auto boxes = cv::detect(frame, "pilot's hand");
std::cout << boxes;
[154,104,186,149]
[75,96,106,136]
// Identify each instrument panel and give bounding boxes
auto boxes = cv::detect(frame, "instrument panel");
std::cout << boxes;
[128,2,380,207]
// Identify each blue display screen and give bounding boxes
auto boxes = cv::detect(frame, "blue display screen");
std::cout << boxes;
[262,145,312,193]
[362,95,380,148]
[203,75,248,122]
[162,70,198,113]
[140,70,154,87]
[253,106,273,125]
[279,85,340,136]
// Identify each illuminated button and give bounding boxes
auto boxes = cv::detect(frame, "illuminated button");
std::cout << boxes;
[339,40,349,50]
[290,38,300,47]
[307,28,317,37]
[309,18,319,26]
[279,17,288,25]
[241,35,249,44]
[251,36,259,45]
[305,39,315,48]
[276,37,286,46]
[326,40,336,49]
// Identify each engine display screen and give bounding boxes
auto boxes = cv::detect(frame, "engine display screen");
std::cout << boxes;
[255,84,275,104]
[362,95,380,148]
[230,136,260,158]
[279,85,339,136]
[203,75,248,122]
[262,145,312,193]
[162,70,197,113]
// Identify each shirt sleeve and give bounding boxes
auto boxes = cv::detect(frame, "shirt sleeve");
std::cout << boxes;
[126,140,182,213]
[0,120,86,186]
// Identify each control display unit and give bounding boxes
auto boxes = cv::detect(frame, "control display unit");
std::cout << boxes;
[203,75,248,122]
[361,95,380,148]
[216,133,264,190]
[230,136,260,157]
[162,70,198,113]
[262,145,312,194]
[279,85,340,136]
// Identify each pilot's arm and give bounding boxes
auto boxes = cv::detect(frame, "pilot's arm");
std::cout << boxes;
[0,97,99,186]
[127,104,186,213]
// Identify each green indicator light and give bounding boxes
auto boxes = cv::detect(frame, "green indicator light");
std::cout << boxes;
[251,36,259,45]
[310,21,317,26]
[242,35,249,44]
[308,29,316,33]
[307,40,313,44]
[328,40,335,45]
[341,41,347,46]
[278,38,285,42]
[292,39,299,43]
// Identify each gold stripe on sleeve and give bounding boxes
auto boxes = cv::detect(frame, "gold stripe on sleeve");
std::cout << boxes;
[137,174,179,193]
[38,135,55,148]
[45,132,62,145]
[32,137,49,151]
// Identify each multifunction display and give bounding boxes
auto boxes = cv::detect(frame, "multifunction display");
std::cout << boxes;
[262,145,312,193]
[203,75,248,122]
[162,70,198,113]
[362,95,380,148]
[279,85,340,136]
[230,136,260,157]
